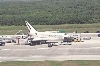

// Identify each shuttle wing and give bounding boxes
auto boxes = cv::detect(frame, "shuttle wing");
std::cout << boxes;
[31,37,62,42]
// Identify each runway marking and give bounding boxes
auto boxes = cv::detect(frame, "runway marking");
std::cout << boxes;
[15,59,24,61]
[37,48,49,49]
[1,55,100,61]
[91,47,100,48]
[57,48,91,49]
[1,49,11,50]
[29,56,44,57]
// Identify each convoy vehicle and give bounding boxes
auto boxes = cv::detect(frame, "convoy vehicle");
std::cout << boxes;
[0,40,5,46]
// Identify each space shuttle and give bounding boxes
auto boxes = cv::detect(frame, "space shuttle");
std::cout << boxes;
[25,21,66,39]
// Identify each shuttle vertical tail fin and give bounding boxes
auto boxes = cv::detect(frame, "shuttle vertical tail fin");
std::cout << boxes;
[25,21,37,33]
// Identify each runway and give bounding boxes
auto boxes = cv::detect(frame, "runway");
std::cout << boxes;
[0,37,100,61]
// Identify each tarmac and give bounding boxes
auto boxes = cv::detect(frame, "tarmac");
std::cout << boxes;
[0,33,100,61]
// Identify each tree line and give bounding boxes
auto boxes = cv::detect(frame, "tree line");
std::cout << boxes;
[0,0,100,26]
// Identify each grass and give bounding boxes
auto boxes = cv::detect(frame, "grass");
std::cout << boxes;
[0,61,100,66]
[0,23,100,35]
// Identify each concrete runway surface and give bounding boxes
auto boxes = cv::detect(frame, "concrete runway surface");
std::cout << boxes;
[0,34,100,61]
